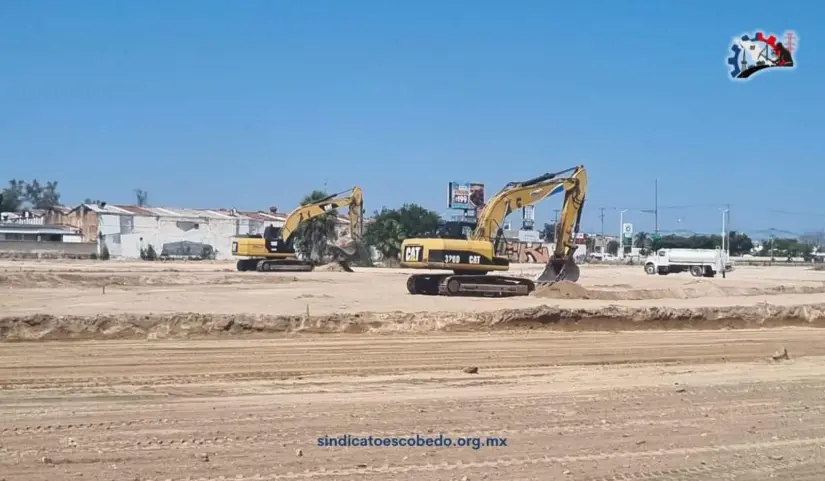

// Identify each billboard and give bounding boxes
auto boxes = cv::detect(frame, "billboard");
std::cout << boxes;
[622,222,633,247]
[448,182,485,211]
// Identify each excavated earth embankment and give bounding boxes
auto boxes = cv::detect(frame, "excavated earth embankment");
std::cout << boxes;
[3,303,825,341]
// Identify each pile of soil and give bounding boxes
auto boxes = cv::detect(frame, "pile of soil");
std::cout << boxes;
[314,263,351,273]
[3,302,825,341]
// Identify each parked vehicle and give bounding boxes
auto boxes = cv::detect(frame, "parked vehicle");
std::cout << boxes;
[644,248,731,277]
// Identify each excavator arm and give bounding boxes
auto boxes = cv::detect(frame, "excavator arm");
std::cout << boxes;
[473,165,587,282]
[279,187,363,243]
[277,187,364,271]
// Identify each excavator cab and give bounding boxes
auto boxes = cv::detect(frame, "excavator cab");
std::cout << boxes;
[433,220,477,240]
[262,225,295,254]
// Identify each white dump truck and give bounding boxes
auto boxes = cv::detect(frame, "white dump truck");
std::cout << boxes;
[644,248,731,277]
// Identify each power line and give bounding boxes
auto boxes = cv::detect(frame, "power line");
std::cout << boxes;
[599,204,825,218]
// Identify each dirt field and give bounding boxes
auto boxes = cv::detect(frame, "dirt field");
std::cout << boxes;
[3,260,825,479]
[4,331,825,480]
[2,260,825,339]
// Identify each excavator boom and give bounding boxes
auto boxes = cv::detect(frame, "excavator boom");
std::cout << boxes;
[476,165,586,283]
[280,187,363,244]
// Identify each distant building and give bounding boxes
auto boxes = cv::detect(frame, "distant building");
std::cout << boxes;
[0,222,93,257]
[45,202,353,260]
[0,209,48,225]
[0,222,83,243]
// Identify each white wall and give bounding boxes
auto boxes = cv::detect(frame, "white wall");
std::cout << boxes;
[62,234,83,243]
[99,214,283,260]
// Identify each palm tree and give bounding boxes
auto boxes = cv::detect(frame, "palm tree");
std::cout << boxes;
[293,190,339,264]
[634,232,649,248]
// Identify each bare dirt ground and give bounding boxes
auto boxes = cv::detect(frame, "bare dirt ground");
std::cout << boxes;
[3,260,825,341]
[3,330,825,480]
[3,260,825,479]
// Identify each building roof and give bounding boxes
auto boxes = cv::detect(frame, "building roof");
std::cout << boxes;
[0,223,81,235]
[68,203,350,224]
[238,211,287,222]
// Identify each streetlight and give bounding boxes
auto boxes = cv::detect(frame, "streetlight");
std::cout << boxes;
[619,209,628,259]
[719,208,729,258]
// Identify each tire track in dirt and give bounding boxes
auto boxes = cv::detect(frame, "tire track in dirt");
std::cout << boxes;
[75,440,817,480]
[5,331,825,481]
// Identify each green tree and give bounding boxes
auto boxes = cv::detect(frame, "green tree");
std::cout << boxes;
[634,231,649,248]
[24,179,60,209]
[140,244,158,261]
[726,231,754,256]
[606,239,620,256]
[1,180,25,211]
[1,179,61,210]
[364,204,441,259]
[135,189,149,207]
[293,190,339,264]
[761,237,811,258]
[647,232,754,256]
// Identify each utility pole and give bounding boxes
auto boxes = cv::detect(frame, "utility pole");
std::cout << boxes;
[726,204,731,230]
[553,209,560,223]
[599,207,606,239]
[654,178,659,233]
[726,203,731,257]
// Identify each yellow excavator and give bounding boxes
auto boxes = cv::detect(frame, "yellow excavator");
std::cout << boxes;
[232,187,364,272]
[400,165,587,296]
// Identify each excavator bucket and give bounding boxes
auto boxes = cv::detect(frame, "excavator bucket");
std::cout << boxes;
[326,242,357,272]
[537,257,580,283]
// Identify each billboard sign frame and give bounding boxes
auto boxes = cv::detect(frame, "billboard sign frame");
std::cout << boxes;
[448,181,485,211]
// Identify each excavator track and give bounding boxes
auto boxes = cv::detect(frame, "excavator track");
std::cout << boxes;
[406,273,535,297]
[236,259,315,272]
[405,256,579,298]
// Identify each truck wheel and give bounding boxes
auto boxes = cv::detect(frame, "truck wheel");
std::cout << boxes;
[644,264,656,275]
[690,265,704,277]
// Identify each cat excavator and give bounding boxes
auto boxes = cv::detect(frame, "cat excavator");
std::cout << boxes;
[232,187,363,272]
[400,165,587,297]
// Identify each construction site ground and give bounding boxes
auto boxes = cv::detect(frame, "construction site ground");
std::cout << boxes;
[3,259,825,480]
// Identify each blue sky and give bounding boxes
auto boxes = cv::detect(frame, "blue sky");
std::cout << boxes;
[1,1,822,239]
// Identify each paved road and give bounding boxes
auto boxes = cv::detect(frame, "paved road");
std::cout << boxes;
[3,329,825,480]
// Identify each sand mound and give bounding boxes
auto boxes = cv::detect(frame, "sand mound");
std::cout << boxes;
[314,262,352,273]
[534,281,592,299]
[4,303,825,341]
[0,272,298,288]
[533,281,825,301]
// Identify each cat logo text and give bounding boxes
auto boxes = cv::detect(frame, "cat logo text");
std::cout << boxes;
[404,245,423,262]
